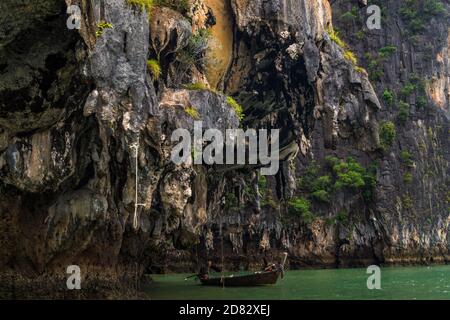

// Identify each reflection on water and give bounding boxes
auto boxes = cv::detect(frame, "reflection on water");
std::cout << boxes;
[146,265,450,300]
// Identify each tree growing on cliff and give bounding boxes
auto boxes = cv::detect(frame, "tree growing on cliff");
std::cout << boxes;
[288,197,314,224]
[332,157,366,190]
[398,102,410,124]
[379,121,396,149]
[176,29,212,84]
[183,29,212,68]
[382,89,395,106]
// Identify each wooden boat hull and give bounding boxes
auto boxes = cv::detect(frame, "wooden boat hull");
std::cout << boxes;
[199,271,280,287]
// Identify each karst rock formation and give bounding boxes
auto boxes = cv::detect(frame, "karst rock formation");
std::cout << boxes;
[0,0,448,298]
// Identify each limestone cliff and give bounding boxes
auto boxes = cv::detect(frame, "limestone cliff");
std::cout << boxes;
[0,0,448,298]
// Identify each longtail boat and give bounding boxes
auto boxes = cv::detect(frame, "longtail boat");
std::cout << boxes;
[193,252,288,287]
[198,269,281,287]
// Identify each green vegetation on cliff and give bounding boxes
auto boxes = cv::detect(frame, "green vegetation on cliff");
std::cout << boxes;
[327,27,362,69]
[288,197,314,224]
[400,0,446,35]
[178,29,212,72]
[300,157,377,196]
[379,121,396,149]
[226,96,244,121]
[147,59,161,79]
[398,101,410,124]
[181,84,245,121]
[127,0,190,18]
[185,106,200,120]
[96,21,113,37]
[379,45,397,58]
[154,0,190,15]
[329,157,366,190]
[127,0,154,12]
[184,82,209,91]
[299,161,332,203]
[224,192,240,212]
[291,156,377,224]
[382,89,395,106]
[400,150,414,167]
[403,172,413,183]
[325,157,377,202]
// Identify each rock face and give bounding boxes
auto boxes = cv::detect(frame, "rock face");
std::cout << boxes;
[0,0,448,297]
[329,0,450,265]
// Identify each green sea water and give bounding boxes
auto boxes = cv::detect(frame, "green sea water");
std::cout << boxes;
[146,265,450,300]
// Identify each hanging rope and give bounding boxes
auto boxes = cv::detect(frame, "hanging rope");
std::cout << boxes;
[131,136,145,230]
[221,222,225,289]
[195,241,199,274]
[132,137,139,229]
